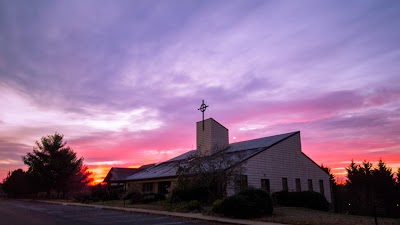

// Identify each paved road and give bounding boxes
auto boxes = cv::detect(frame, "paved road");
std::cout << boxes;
[0,199,220,225]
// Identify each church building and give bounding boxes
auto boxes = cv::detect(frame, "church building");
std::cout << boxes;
[109,114,332,203]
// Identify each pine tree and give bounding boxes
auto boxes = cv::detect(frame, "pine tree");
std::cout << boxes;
[22,132,91,197]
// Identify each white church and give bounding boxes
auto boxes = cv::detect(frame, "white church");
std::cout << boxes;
[104,105,332,203]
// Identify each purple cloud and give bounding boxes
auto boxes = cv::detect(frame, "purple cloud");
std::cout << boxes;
[1,0,400,180]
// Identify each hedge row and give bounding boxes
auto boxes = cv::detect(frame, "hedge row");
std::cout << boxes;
[273,191,329,211]
[212,188,273,219]
[124,191,166,204]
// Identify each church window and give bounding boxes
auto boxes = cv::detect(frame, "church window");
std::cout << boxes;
[261,179,270,193]
[295,178,301,192]
[319,180,324,195]
[142,182,153,193]
[308,179,313,191]
[282,177,288,191]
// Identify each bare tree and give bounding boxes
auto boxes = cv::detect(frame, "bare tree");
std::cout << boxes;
[173,145,246,201]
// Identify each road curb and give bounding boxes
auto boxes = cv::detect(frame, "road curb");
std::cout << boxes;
[37,200,286,225]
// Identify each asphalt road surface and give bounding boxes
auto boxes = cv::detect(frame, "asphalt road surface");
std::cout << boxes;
[0,199,219,225]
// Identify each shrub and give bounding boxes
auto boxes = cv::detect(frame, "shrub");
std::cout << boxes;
[73,185,119,203]
[106,189,120,200]
[184,200,202,211]
[141,193,166,203]
[212,188,273,218]
[90,185,110,201]
[212,199,223,209]
[171,185,209,202]
[273,191,329,211]
[73,191,92,203]
[214,195,253,218]
[239,188,273,214]
[123,190,143,204]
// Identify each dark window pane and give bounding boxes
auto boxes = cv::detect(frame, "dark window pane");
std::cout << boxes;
[308,179,313,192]
[261,179,270,193]
[319,180,324,195]
[241,175,248,190]
[142,182,153,193]
[157,181,171,195]
[235,175,248,193]
[282,177,288,191]
[296,178,301,192]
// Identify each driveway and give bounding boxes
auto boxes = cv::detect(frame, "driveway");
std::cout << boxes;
[0,199,219,225]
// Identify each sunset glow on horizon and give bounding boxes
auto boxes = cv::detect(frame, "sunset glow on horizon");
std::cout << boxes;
[1,1,400,184]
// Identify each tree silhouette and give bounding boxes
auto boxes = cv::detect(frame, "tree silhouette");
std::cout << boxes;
[345,159,399,217]
[320,164,347,213]
[174,149,246,202]
[2,169,28,198]
[397,167,400,184]
[320,164,335,185]
[22,132,91,197]
[372,159,397,216]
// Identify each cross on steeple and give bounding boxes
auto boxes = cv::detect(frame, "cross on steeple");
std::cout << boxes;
[198,100,209,131]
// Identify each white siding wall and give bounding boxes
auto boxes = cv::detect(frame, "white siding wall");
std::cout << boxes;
[227,133,332,203]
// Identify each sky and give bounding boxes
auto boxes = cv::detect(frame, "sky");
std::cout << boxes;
[1,0,399,183]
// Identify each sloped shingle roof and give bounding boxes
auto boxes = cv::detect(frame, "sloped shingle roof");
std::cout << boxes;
[104,168,139,183]
[103,163,156,183]
[125,131,299,181]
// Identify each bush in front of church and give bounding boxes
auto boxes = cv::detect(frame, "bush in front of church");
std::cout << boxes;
[212,188,273,218]
[170,185,209,202]
[123,190,143,204]
[141,193,166,203]
[273,191,329,211]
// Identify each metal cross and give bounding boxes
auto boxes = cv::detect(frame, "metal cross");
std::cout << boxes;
[198,100,209,131]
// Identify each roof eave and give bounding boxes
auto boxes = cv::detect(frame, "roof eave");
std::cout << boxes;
[124,175,178,183]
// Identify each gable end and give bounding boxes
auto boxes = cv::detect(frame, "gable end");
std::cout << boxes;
[225,131,300,171]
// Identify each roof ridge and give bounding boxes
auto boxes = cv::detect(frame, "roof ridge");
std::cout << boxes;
[112,167,139,170]
[230,131,299,145]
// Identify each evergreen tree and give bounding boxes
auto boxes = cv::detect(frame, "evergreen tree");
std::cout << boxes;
[345,159,398,217]
[22,132,91,197]
[320,164,335,185]
[372,159,396,215]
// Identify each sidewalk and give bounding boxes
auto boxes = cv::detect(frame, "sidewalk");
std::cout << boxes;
[39,200,286,225]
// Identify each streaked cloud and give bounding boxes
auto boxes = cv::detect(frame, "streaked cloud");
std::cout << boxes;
[0,0,399,181]
[86,161,125,166]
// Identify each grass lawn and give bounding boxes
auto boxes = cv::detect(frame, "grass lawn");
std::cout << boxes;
[95,199,194,212]
[81,200,400,225]
[98,199,167,210]
[259,206,400,225]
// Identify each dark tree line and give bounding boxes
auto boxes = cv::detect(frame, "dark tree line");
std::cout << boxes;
[331,159,400,217]
[2,133,91,198]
